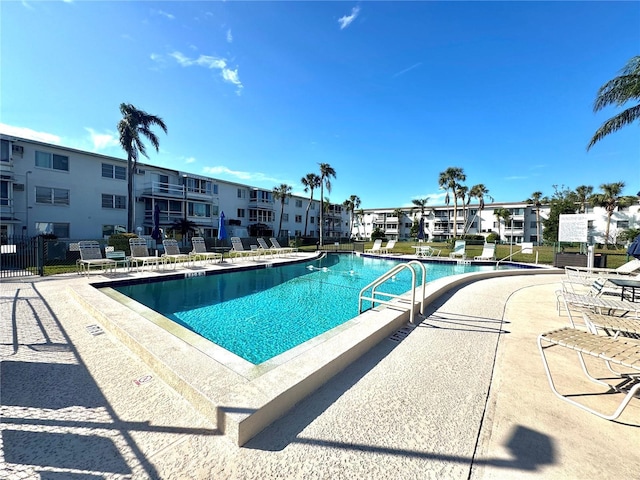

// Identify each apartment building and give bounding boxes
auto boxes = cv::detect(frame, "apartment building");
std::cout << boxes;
[0,134,348,241]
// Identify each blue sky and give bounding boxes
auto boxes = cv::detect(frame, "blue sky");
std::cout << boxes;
[1,1,639,209]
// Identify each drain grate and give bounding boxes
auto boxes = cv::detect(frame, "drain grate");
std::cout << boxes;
[389,326,412,343]
[86,324,104,336]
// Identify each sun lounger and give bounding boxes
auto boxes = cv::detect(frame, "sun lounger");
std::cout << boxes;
[556,290,640,326]
[162,239,192,268]
[474,243,496,260]
[229,237,256,261]
[78,240,117,276]
[190,237,223,264]
[365,239,382,254]
[379,240,397,255]
[449,240,466,259]
[257,237,279,257]
[565,258,640,284]
[270,238,296,255]
[129,237,166,271]
[582,312,640,337]
[538,327,640,420]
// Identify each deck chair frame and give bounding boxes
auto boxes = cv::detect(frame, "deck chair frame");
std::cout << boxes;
[129,238,166,271]
[190,237,223,264]
[78,241,116,276]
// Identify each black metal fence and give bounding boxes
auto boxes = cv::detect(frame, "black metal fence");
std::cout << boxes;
[1,235,41,278]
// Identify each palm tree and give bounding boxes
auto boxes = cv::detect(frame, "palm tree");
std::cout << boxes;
[272,183,292,238]
[342,195,361,240]
[456,184,469,234]
[466,184,492,235]
[393,208,405,240]
[587,56,640,150]
[590,181,630,247]
[525,191,543,245]
[494,207,511,244]
[318,163,336,246]
[438,167,466,238]
[117,103,167,232]
[169,218,197,245]
[301,173,321,237]
[355,208,365,240]
[574,185,594,213]
[411,197,429,240]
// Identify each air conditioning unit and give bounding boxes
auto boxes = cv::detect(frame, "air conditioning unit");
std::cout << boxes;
[12,145,24,156]
[135,168,145,175]
[13,183,25,191]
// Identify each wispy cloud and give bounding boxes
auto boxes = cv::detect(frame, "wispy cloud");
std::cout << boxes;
[158,51,243,94]
[152,9,175,20]
[203,166,283,184]
[0,123,61,144]
[85,128,119,151]
[226,29,233,43]
[338,6,360,30]
[504,175,528,181]
[185,157,196,164]
[393,62,422,78]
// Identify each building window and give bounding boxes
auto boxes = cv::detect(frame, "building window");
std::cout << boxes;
[513,220,524,229]
[35,151,69,171]
[249,209,274,223]
[295,215,302,223]
[294,230,302,236]
[102,225,126,236]
[617,220,629,229]
[102,194,126,209]
[188,202,211,218]
[0,180,8,206]
[1,140,9,162]
[310,216,315,224]
[102,163,126,180]
[186,177,212,195]
[295,199,302,208]
[310,203,316,210]
[530,221,537,228]
[237,188,246,198]
[237,208,245,218]
[282,213,289,222]
[35,222,69,238]
[213,184,218,194]
[35,186,69,205]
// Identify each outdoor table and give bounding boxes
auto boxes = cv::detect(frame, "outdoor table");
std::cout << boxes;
[608,278,640,302]
[105,250,130,272]
[412,246,431,258]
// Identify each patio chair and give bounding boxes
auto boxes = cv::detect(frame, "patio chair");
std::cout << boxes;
[379,239,397,255]
[582,312,640,338]
[78,240,116,276]
[474,243,496,260]
[129,237,166,271]
[270,238,296,255]
[365,239,382,254]
[257,237,279,257]
[449,240,466,259]
[538,326,640,420]
[555,289,640,326]
[565,258,640,284]
[162,239,192,269]
[229,237,256,262]
[190,237,223,264]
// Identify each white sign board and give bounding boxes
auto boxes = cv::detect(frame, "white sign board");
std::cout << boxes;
[558,214,588,243]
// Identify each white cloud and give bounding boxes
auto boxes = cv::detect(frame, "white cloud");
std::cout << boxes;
[185,157,196,164]
[203,166,282,184]
[153,9,175,20]
[0,123,61,144]
[165,51,243,93]
[85,128,119,151]
[226,29,233,43]
[392,62,423,78]
[338,6,360,30]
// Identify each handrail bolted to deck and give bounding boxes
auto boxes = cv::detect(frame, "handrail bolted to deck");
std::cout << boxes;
[358,261,426,324]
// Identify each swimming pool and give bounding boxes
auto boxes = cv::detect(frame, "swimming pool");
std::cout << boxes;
[113,254,505,364]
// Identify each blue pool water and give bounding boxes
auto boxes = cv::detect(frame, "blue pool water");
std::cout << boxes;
[114,254,502,364]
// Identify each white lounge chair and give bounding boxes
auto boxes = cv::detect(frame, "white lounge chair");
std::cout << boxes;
[162,239,192,268]
[555,289,640,326]
[257,237,279,257]
[474,243,496,261]
[565,258,640,285]
[379,240,397,255]
[538,327,640,420]
[365,239,382,254]
[129,237,166,271]
[78,241,116,276]
[270,238,296,255]
[229,237,256,261]
[449,240,466,259]
[190,237,223,264]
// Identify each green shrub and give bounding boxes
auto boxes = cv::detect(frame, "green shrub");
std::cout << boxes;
[108,233,138,255]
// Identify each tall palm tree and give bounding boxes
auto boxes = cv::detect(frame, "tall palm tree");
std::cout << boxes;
[590,181,629,247]
[393,208,405,240]
[438,167,466,238]
[342,195,361,239]
[272,183,292,237]
[456,184,469,234]
[587,56,640,150]
[466,184,492,235]
[301,173,321,237]
[574,185,594,213]
[355,208,365,240]
[117,103,167,232]
[318,163,336,246]
[494,207,511,244]
[525,191,543,245]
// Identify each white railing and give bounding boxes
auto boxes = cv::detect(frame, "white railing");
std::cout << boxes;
[358,260,426,324]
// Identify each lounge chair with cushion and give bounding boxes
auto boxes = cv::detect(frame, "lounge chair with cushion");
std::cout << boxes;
[129,237,166,271]
[474,243,496,260]
[365,239,382,254]
[449,240,466,259]
[270,238,296,255]
[538,326,640,420]
[78,241,116,276]
[190,237,223,264]
[162,239,192,269]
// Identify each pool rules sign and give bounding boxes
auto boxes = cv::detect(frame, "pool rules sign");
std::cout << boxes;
[558,214,588,243]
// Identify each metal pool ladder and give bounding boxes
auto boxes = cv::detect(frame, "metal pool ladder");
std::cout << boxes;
[358,261,426,324]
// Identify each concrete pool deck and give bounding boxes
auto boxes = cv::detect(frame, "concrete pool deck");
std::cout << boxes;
[1,254,639,478]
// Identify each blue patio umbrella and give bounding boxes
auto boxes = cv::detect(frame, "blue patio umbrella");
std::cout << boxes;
[627,234,640,259]
[218,211,228,241]
[417,217,425,241]
[151,204,162,241]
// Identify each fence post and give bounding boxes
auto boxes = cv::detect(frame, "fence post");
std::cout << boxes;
[37,236,44,276]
